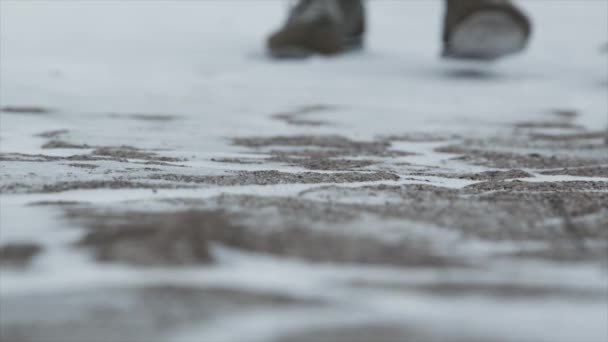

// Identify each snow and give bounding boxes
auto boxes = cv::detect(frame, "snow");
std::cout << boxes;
[1,1,607,341]
[2,1,606,146]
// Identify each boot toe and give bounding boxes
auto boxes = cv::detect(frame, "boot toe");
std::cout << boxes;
[267,22,344,59]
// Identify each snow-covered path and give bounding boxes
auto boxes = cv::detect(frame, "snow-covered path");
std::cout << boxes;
[1,1,607,342]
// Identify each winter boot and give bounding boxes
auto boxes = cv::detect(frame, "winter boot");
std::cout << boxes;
[267,0,365,58]
[443,0,532,61]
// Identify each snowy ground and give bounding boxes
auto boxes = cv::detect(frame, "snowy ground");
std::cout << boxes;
[1,1,607,342]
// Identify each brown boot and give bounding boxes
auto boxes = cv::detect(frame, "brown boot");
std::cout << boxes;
[443,0,532,61]
[267,0,365,58]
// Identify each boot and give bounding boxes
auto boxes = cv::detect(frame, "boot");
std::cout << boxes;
[267,0,365,58]
[443,0,532,61]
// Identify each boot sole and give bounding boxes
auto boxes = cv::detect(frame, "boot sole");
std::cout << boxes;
[443,11,528,61]
[269,35,363,59]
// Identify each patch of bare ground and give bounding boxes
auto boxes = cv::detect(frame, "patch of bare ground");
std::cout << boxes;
[0,180,188,194]
[193,187,606,264]
[0,106,52,114]
[210,157,263,165]
[65,174,607,267]
[91,146,182,162]
[529,131,606,141]
[464,180,608,193]
[499,244,608,264]
[69,208,461,268]
[540,166,608,177]
[28,200,88,206]
[42,141,91,149]
[1,145,185,164]
[232,134,373,149]
[436,145,602,169]
[549,109,579,119]
[149,170,399,186]
[384,132,461,142]
[0,286,316,342]
[37,180,189,193]
[514,121,584,129]
[267,154,377,171]
[278,324,494,342]
[129,113,176,121]
[296,183,608,243]
[271,104,334,126]
[233,135,412,158]
[413,169,533,181]
[106,113,177,121]
[461,169,532,181]
[351,280,606,300]
[231,134,413,171]
[0,183,37,194]
[455,133,607,151]
[67,163,100,169]
[35,129,69,138]
[0,153,60,162]
[0,243,43,268]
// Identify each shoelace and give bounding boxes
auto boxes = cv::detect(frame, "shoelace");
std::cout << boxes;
[287,0,343,24]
